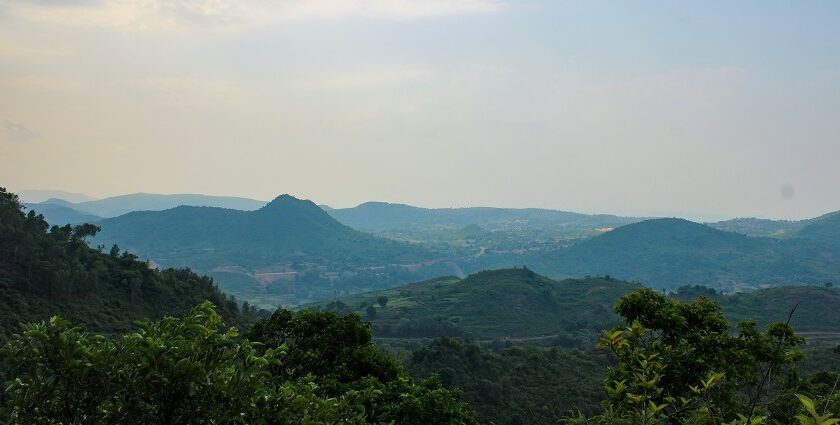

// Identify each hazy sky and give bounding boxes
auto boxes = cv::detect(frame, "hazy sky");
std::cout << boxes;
[2,0,839,220]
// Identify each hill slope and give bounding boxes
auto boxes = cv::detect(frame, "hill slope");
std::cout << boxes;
[0,188,253,339]
[796,211,840,250]
[313,268,640,344]
[96,195,429,268]
[535,218,840,290]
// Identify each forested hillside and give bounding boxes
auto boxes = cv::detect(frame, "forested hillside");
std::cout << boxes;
[407,338,611,425]
[0,187,253,337]
[315,268,840,348]
[312,268,639,346]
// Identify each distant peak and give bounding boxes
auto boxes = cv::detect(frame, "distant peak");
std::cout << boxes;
[260,194,320,211]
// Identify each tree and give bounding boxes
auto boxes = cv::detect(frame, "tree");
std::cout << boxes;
[365,304,377,319]
[247,308,477,424]
[568,288,807,424]
[377,295,389,308]
[2,302,367,424]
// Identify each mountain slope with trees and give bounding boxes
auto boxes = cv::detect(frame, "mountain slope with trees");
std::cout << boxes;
[0,187,253,338]
[314,268,840,346]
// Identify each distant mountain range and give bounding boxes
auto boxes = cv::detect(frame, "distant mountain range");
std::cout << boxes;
[20,189,840,304]
[17,189,98,204]
[26,192,267,223]
[92,195,447,307]
[326,201,642,239]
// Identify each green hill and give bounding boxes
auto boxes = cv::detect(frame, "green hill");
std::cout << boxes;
[95,195,427,267]
[0,188,253,339]
[313,268,840,346]
[312,268,640,344]
[94,195,444,307]
[536,218,840,290]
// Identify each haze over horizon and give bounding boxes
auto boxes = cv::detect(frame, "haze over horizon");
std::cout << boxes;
[3,1,839,220]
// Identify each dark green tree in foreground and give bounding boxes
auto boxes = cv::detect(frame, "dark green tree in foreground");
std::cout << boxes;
[3,302,365,424]
[0,303,476,424]
[565,288,839,425]
[247,308,477,425]
[2,303,477,424]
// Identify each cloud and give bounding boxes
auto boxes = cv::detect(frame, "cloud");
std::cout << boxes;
[1,120,39,143]
[5,0,504,30]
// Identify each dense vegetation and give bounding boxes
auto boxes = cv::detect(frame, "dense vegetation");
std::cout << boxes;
[312,269,640,345]
[407,338,611,425]
[310,269,840,424]
[566,288,840,425]
[2,302,476,424]
[314,268,840,349]
[0,187,253,338]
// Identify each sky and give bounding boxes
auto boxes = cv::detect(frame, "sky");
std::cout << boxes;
[1,0,839,221]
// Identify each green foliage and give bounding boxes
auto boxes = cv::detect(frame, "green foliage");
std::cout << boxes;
[1,302,370,424]
[407,337,610,425]
[572,288,815,424]
[312,269,638,343]
[313,269,840,350]
[246,308,478,424]
[794,394,840,425]
[2,302,477,424]
[247,308,402,393]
